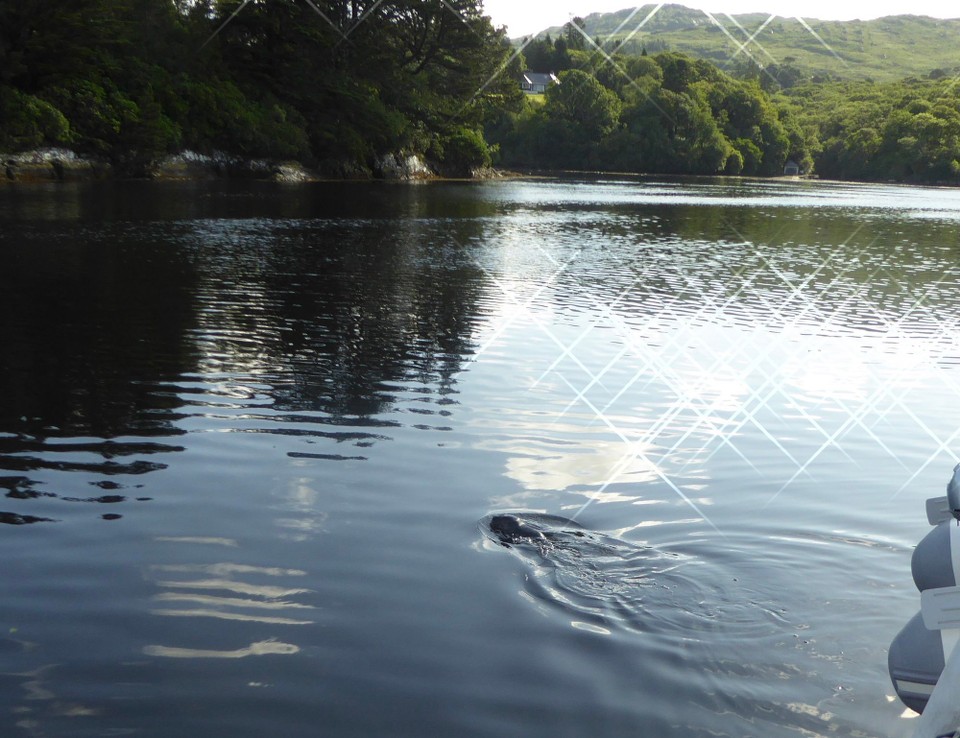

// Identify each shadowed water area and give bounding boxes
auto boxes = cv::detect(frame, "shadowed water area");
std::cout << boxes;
[1,177,959,737]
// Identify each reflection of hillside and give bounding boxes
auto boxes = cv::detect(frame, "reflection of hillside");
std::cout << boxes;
[0,181,495,513]
[0,225,198,436]
[185,210,488,419]
[0,220,198,521]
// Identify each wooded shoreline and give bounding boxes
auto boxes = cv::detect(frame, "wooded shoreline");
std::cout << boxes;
[3,0,959,188]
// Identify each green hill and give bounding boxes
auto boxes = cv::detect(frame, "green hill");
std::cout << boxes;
[524,4,960,82]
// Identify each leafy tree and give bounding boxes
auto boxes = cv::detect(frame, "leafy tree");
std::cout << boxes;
[524,38,557,72]
[625,56,663,83]
[656,52,701,93]
[437,126,492,176]
[545,69,622,138]
[0,86,71,150]
[41,80,140,157]
[0,0,129,92]
[564,17,587,52]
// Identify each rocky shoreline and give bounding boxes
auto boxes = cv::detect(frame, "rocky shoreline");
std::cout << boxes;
[1,148,460,184]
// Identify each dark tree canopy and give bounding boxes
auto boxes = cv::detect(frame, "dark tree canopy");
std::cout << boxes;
[0,0,523,174]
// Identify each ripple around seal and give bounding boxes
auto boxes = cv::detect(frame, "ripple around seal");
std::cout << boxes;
[480,513,786,641]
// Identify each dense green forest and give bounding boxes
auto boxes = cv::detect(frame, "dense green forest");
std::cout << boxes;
[1,0,959,184]
[781,78,960,182]
[492,29,960,183]
[0,0,523,176]
[492,42,810,176]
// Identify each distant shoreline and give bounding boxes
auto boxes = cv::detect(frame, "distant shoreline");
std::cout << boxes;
[0,148,532,185]
[4,151,958,190]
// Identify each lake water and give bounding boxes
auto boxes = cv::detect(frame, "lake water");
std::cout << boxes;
[1,176,959,737]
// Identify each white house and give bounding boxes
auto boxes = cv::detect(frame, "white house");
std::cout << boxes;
[520,71,560,94]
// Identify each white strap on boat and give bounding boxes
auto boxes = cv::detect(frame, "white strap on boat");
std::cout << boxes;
[921,587,960,631]
[929,497,953,526]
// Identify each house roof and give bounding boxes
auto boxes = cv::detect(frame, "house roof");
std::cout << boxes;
[522,71,559,86]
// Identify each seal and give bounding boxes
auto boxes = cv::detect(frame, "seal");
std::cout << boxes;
[489,514,548,545]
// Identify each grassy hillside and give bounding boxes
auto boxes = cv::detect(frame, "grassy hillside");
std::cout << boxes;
[526,4,960,83]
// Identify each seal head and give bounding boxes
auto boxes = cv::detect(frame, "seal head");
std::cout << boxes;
[489,514,547,546]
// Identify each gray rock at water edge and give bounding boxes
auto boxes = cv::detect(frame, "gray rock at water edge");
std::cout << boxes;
[3,147,445,182]
[152,151,319,182]
[2,148,110,182]
[372,153,434,180]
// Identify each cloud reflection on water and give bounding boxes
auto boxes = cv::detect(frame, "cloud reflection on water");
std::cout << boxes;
[145,541,313,660]
[144,639,300,659]
[468,192,960,522]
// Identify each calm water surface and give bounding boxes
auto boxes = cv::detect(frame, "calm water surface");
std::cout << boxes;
[1,177,959,737]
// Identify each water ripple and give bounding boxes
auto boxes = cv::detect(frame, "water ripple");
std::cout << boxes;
[481,513,783,641]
